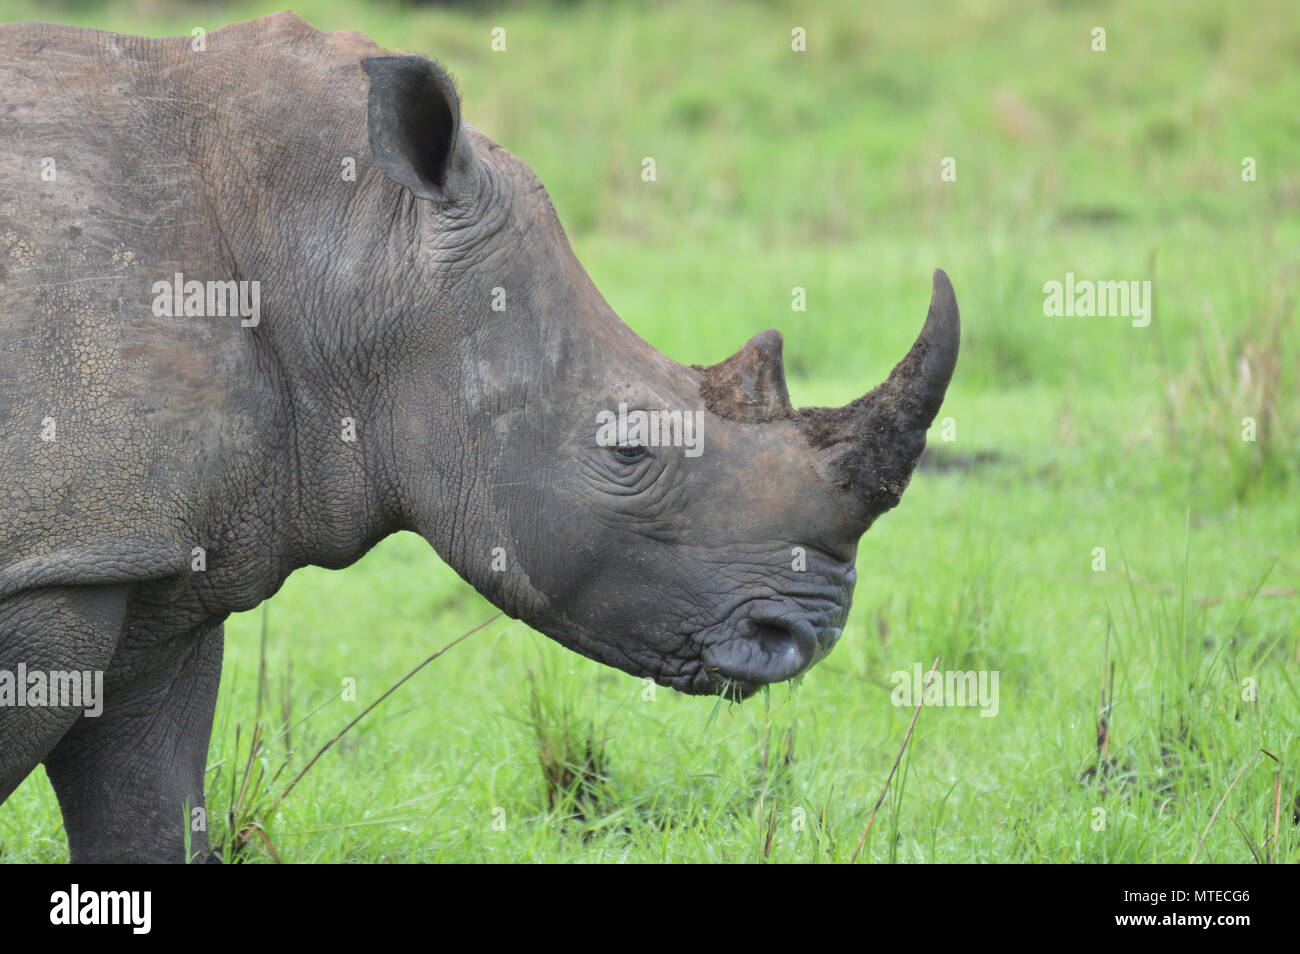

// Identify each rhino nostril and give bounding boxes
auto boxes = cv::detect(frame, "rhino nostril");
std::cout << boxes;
[750,622,796,657]
[742,614,819,679]
[703,609,831,689]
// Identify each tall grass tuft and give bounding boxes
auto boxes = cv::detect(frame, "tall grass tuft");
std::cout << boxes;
[1161,269,1297,500]
[523,673,614,826]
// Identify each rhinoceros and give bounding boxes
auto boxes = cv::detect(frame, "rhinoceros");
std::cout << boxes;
[0,13,958,862]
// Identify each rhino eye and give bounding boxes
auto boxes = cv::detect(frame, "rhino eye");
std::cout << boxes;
[610,444,649,464]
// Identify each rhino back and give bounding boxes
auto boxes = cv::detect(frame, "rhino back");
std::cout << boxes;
[0,14,382,596]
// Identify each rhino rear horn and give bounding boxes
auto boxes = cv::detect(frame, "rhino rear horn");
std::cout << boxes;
[362,55,479,201]
[798,269,960,521]
[694,329,795,422]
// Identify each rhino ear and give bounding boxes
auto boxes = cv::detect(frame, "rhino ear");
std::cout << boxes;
[361,55,478,201]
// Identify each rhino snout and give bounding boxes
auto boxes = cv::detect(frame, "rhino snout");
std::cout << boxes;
[701,602,844,697]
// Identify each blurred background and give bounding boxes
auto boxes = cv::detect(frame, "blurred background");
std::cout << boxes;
[2,0,1296,863]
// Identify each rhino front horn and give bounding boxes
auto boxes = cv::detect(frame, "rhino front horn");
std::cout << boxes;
[798,269,960,520]
[694,328,795,422]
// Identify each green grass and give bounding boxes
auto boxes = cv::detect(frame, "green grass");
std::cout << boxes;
[1,0,1297,863]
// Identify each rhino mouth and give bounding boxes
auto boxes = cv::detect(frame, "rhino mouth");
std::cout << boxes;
[551,560,855,699]
[674,596,848,699]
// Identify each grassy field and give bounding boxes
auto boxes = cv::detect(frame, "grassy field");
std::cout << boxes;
[1,0,1297,863]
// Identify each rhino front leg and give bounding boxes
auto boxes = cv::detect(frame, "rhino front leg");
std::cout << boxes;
[0,585,127,804]
[43,621,224,863]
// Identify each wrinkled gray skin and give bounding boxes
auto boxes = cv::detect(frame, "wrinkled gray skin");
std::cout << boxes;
[0,14,958,862]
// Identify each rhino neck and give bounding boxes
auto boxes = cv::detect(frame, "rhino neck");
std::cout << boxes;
[204,244,414,581]
[223,223,494,593]
[276,375,408,574]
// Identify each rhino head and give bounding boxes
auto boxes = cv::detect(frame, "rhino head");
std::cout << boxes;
[362,56,958,698]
